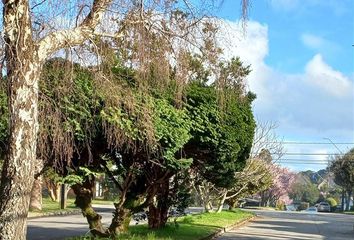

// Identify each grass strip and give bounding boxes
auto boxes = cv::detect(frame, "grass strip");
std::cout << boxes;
[69,209,254,240]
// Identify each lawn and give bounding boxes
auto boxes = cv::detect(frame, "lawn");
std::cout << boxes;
[30,197,114,213]
[29,197,114,218]
[28,197,78,218]
[343,211,354,215]
[69,209,254,240]
[40,197,77,212]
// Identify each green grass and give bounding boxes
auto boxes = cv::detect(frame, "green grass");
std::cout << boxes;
[343,211,354,215]
[28,197,77,218]
[41,197,77,212]
[30,197,114,214]
[68,209,254,240]
[92,199,114,205]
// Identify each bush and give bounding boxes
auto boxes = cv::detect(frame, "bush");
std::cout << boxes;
[275,200,285,211]
[326,197,337,212]
[298,202,309,211]
[326,197,337,207]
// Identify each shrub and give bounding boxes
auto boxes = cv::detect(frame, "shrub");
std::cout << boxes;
[326,197,337,207]
[298,202,309,211]
[326,197,337,212]
[275,200,285,211]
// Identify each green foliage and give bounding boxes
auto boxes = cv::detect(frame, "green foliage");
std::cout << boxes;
[100,106,140,140]
[289,178,320,205]
[298,202,310,211]
[153,99,192,170]
[185,82,256,188]
[326,197,337,207]
[62,167,101,186]
[330,148,354,192]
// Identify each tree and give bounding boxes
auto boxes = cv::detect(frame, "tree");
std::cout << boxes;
[185,58,255,189]
[251,121,284,160]
[0,1,112,238]
[259,165,296,207]
[330,148,354,211]
[220,158,274,212]
[0,1,251,238]
[289,175,320,205]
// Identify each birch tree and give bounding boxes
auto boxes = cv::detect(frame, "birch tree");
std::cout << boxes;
[0,1,113,238]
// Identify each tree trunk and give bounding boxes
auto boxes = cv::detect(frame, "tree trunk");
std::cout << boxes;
[44,177,61,202]
[108,205,132,235]
[72,181,109,237]
[29,177,42,211]
[346,190,352,211]
[341,189,345,212]
[203,200,213,213]
[47,183,61,202]
[148,181,170,229]
[216,191,227,213]
[148,204,169,229]
[227,198,238,210]
[0,1,41,239]
[0,1,113,238]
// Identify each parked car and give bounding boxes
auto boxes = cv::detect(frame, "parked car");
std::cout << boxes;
[317,202,331,212]
[285,205,296,211]
[302,206,318,213]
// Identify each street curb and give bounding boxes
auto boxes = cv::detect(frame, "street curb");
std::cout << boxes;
[28,209,81,219]
[200,214,257,240]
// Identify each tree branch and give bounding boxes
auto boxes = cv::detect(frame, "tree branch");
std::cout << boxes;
[37,0,113,62]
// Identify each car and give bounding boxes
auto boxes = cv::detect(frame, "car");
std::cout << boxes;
[303,206,318,213]
[317,202,331,212]
[285,205,296,211]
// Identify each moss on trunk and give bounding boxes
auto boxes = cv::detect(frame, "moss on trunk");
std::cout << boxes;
[72,181,109,237]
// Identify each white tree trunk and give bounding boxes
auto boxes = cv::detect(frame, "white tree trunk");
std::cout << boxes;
[216,191,227,213]
[0,1,41,239]
[0,1,112,238]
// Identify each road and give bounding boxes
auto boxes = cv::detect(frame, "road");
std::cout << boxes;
[27,205,114,240]
[26,206,203,240]
[217,209,354,240]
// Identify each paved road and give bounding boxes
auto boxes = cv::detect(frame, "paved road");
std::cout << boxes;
[217,209,354,240]
[27,206,203,240]
[27,205,114,240]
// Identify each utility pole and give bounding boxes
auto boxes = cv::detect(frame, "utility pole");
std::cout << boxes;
[323,137,344,211]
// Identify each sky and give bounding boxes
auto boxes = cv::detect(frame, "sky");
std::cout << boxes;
[213,0,354,171]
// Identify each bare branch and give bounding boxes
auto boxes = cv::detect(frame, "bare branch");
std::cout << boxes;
[37,0,113,62]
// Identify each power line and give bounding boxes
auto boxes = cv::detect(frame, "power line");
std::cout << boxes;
[282,153,349,156]
[277,162,329,165]
[264,142,354,145]
[277,158,332,162]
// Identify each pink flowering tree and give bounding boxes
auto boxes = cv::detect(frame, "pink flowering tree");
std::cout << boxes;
[259,165,296,207]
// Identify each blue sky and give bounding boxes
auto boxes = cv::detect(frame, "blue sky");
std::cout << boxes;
[212,0,354,171]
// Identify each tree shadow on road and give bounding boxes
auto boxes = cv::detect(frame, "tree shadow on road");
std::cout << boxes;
[218,212,354,240]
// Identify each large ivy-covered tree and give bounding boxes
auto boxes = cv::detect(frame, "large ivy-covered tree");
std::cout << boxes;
[184,57,256,189]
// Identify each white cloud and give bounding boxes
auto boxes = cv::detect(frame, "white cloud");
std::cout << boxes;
[305,54,353,98]
[301,34,326,49]
[215,19,354,171]
[300,33,340,57]
[216,20,268,65]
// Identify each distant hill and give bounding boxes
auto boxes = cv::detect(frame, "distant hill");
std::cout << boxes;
[300,169,328,185]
